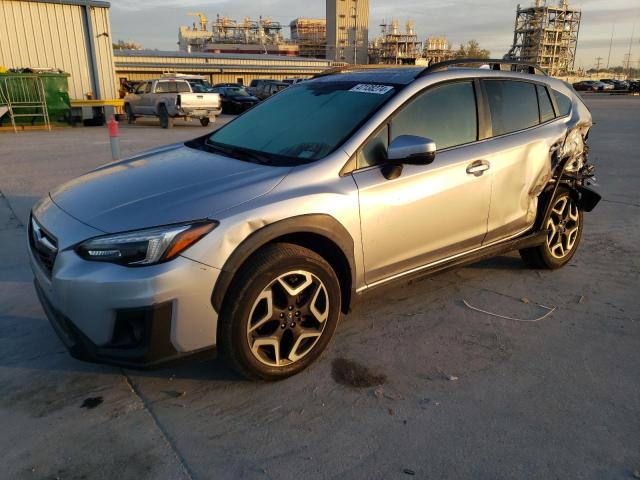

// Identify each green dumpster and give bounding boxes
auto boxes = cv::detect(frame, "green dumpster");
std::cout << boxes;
[0,72,72,127]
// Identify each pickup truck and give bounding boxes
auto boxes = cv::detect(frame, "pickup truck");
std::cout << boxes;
[124,76,222,128]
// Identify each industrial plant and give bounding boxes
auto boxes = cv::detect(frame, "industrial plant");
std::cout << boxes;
[506,0,581,76]
[369,20,424,65]
[178,13,299,56]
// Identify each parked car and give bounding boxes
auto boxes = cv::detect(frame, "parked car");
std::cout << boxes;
[247,79,277,96]
[213,82,246,89]
[572,80,609,92]
[213,86,259,114]
[283,78,306,85]
[30,60,600,380]
[600,79,629,90]
[124,76,222,128]
[249,80,289,100]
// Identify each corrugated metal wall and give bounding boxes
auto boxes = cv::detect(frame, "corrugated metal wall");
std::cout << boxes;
[0,0,117,100]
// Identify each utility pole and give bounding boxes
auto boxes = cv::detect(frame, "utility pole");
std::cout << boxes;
[606,23,615,70]
[626,22,636,79]
[595,56,603,74]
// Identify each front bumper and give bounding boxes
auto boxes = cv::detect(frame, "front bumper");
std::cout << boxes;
[29,203,223,369]
[35,280,216,369]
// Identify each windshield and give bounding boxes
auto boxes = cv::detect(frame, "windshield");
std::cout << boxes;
[225,87,250,97]
[208,80,398,164]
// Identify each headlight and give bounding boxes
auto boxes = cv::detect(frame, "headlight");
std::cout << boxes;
[75,221,217,266]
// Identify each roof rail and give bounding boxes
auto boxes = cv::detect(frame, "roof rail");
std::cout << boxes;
[313,64,416,79]
[417,58,547,78]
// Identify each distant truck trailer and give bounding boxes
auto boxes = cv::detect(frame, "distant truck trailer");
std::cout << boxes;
[0,0,121,125]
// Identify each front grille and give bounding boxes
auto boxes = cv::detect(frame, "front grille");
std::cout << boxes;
[29,216,58,276]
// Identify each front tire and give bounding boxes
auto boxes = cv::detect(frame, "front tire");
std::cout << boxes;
[219,243,341,380]
[200,117,210,127]
[520,187,583,269]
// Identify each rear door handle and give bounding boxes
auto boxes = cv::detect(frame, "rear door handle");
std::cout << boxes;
[197,95,204,99]
[466,160,491,176]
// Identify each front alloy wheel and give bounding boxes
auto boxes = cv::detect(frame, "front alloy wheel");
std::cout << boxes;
[247,270,329,367]
[219,243,341,380]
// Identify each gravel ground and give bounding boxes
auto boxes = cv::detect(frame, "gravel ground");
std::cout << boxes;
[0,97,638,480]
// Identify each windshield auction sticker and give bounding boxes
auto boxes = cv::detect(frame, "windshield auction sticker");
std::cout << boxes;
[349,84,394,95]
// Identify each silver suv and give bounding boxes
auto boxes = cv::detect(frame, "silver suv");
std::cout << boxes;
[30,60,600,380]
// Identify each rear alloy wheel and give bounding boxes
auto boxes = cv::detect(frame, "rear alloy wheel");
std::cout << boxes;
[159,105,173,129]
[520,188,583,269]
[219,243,341,380]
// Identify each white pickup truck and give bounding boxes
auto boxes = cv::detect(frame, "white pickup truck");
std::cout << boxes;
[124,76,222,128]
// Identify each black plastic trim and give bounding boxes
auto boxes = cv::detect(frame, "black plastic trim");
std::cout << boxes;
[211,214,356,314]
[360,230,548,295]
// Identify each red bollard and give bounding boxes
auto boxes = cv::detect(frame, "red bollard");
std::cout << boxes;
[107,115,121,160]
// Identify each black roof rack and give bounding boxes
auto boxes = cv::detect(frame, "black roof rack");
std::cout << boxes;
[417,58,547,78]
[312,64,416,79]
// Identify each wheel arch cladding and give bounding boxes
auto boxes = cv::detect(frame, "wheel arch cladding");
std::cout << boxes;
[211,214,356,315]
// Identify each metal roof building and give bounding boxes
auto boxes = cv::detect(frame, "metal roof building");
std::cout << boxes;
[113,50,338,85]
[0,0,118,100]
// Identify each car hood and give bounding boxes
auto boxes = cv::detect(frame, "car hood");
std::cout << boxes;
[50,143,290,233]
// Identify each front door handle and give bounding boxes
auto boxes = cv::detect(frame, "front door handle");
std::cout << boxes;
[466,160,491,177]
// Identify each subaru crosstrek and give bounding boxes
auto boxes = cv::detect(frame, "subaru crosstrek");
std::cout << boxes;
[29,60,600,380]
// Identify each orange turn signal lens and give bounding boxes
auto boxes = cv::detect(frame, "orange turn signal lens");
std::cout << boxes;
[163,222,216,261]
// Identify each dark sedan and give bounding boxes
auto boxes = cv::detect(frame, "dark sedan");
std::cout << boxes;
[214,86,260,114]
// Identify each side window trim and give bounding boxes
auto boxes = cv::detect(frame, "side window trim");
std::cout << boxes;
[481,78,546,139]
[342,79,482,176]
[535,84,557,124]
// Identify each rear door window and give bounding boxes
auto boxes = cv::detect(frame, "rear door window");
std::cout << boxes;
[176,81,191,93]
[155,82,170,94]
[537,84,556,123]
[483,80,539,136]
[391,81,478,150]
[553,89,572,116]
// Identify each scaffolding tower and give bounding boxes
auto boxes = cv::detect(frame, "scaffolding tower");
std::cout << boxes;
[505,0,581,76]
[290,18,327,58]
[424,36,453,64]
[371,20,423,65]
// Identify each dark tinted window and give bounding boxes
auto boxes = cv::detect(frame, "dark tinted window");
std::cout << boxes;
[484,80,539,136]
[537,84,555,122]
[391,81,477,150]
[176,81,191,93]
[357,125,388,169]
[553,89,572,116]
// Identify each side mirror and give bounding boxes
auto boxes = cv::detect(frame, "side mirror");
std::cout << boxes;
[382,135,436,180]
[387,135,436,165]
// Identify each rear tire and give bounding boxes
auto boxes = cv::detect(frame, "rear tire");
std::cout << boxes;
[219,243,341,381]
[124,104,136,124]
[159,105,173,129]
[200,117,210,127]
[520,187,583,269]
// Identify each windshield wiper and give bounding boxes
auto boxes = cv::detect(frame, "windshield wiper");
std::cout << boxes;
[204,140,272,165]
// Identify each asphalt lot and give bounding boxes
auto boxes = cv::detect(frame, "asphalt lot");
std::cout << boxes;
[0,97,639,480]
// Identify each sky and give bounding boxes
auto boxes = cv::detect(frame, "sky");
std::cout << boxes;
[109,0,639,70]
